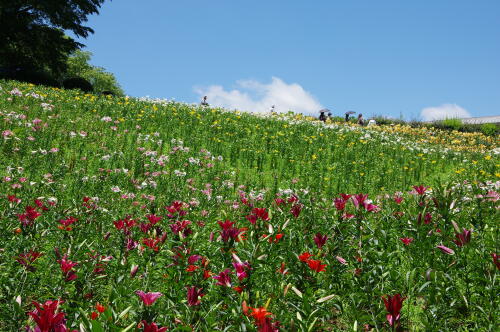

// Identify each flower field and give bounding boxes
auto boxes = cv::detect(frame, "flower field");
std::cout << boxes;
[0,80,498,331]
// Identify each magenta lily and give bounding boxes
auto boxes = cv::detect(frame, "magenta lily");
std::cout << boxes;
[232,261,251,281]
[135,291,163,306]
[213,269,232,287]
[437,244,455,255]
[412,185,428,195]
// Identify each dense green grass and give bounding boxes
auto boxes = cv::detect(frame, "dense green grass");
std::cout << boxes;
[0,80,498,331]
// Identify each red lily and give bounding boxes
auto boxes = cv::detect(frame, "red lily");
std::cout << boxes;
[492,253,500,270]
[313,233,328,249]
[298,252,312,262]
[142,237,161,251]
[412,185,428,195]
[146,214,162,224]
[290,204,303,218]
[334,198,347,211]
[28,300,67,332]
[382,294,405,327]
[400,237,414,246]
[233,261,251,281]
[351,194,368,209]
[16,251,43,271]
[58,255,77,281]
[141,321,168,332]
[453,228,472,247]
[307,259,326,273]
[393,195,404,204]
[187,286,205,306]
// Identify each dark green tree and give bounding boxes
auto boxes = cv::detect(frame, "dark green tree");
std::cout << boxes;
[0,0,106,76]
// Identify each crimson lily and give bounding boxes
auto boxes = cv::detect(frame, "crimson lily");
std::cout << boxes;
[334,198,346,211]
[453,228,472,247]
[492,253,500,270]
[16,251,43,271]
[146,214,162,224]
[382,294,405,327]
[252,208,270,221]
[142,237,161,251]
[313,233,328,249]
[290,204,303,218]
[141,321,168,332]
[27,300,68,332]
[400,237,414,246]
[187,286,205,306]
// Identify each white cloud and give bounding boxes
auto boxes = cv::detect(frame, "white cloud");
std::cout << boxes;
[194,77,322,115]
[420,104,471,121]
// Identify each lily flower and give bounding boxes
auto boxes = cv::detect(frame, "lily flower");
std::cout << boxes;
[28,300,69,332]
[307,259,327,273]
[213,269,232,287]
[187,286,205,306]
[436,245,455,255]
[135,291,162,306]
[313,233,328,249]
[400,237,414,246]
[453,228,472,247]
[141,321,168,332]
[382,294,405,327]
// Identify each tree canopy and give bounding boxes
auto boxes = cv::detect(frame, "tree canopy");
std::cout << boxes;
[0,0,106,75]
[66,50,124,96]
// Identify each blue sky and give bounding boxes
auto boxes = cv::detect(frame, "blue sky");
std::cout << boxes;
[73,0,500,120]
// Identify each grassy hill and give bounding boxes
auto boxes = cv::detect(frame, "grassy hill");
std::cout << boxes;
[0,80,498,331]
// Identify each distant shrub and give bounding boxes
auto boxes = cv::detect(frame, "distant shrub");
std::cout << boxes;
[63,77,93,93]
[330,116,344,122]
[436,118,463,131]
[481,123,498,136]
[0,67,60,88]
[101,90,115,96]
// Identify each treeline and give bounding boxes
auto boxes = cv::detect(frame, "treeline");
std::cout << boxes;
[0,1,123,95]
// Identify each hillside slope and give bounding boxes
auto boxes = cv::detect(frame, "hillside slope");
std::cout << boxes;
[0,80,498,331]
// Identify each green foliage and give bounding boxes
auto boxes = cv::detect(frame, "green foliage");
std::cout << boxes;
[438,118,463,131]
[0,0,106,75]
[480,123,498,136]
[66,51,124,96]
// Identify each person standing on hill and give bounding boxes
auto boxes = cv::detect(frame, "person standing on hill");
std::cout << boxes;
[357,114,365,126]
[319,110,327,122]
[201,96,209,106]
